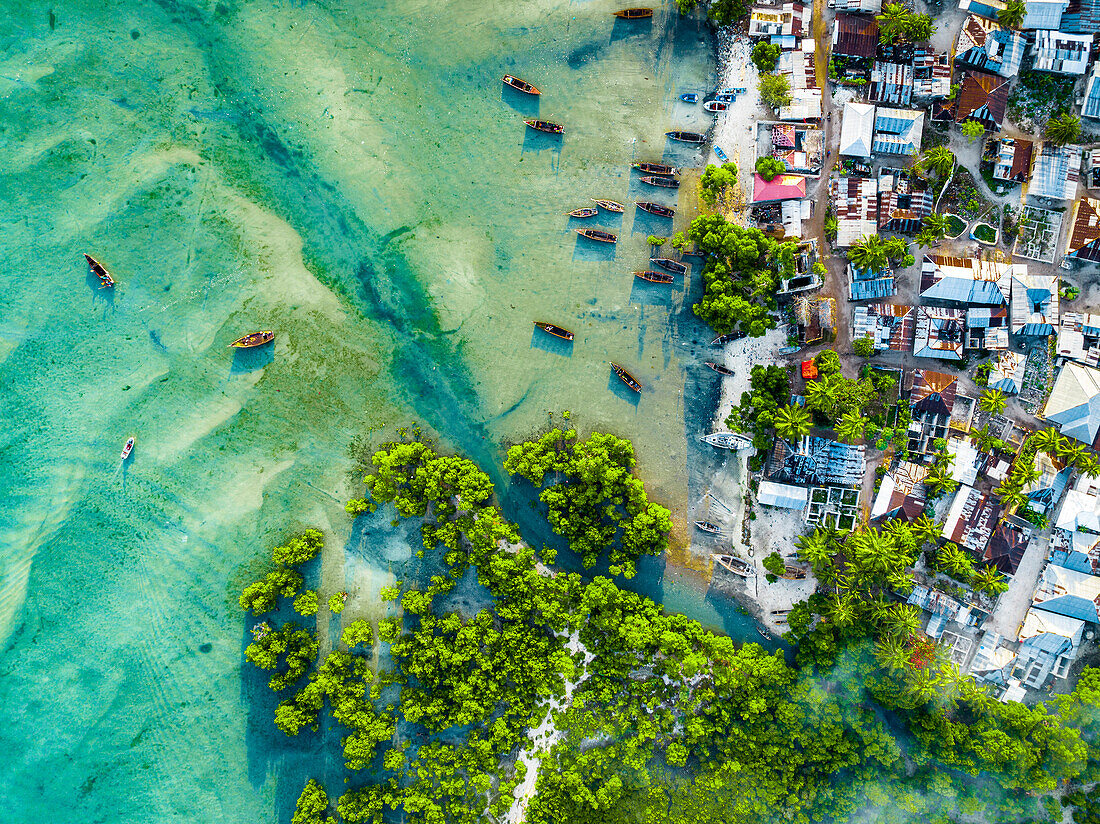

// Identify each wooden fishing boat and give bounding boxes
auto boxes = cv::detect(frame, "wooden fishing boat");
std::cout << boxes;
[711,331,746,345]
[533,321,574,341]
[652,257,687,274]
[230,330,276,348]
[632,161,678,175]
[700,431,754,450]
[758,626,772,640]
[636,201,675,217]
[120,436,135,461]
[591,199,624,213]
[714,146,729,163]
[771,608,792,616]
[705,362,734,376]
[781,565,808,580]
[576,228,617,243]
[695,520,722,534]
[524,119,564,134]
[502,75,540,95]
[666,130,706,143]
[703,100,729,113]
[714,554,755,577]
[610,362,642,392]
[566,206,599,218]
[84,253,115,288]
[613,7,653,18]
[679,93,698,104]
[640,175,680,188]
[634,270,675,284]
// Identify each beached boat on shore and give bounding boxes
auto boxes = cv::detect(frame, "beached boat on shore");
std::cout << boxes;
[714,554,755,577]
[679,93,698,104]
[703,100,729,113]
[705,362,734,376]
[613,7,653,18]
[695,520,722,534]
[576,228,617,243]
[634,270,675,284]
[84,253,115,288]
[632,161,678,175]
[651,257,687,275]
[566,206,598,218]
[666,130,706,143]
[524,119,563,134]
[714,146,729,163]
[711,331,746,346]
[700,432,754,450]
[230,330,275,348]
[781,565,808,580]
[640,175,679,188]
[120,436,135,460]
[636,201,675,217]
[610,362,642,392]
[502,75,540,95]
[533,321,575,341]
[592,199,624,213]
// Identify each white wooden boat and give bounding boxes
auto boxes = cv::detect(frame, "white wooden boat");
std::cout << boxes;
[714,554,755,577]
[700,432,753,450]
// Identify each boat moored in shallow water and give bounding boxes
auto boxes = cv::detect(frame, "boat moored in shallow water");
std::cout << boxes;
[120,437,135,460]
[705,362,734,376]
[640,175,679,189]
[632,161,678,175]
[700,431,754,450]
[592,199,624,213]
[566,206,598,218]
[635,201,674,217]
[610,362,642,392]
[576,228,617,243]
[634,270,675,284]
[714,554,755,577]
[703,100,729,112]
[679,93,698,104]
[524,119,563,134]
[230,330,275,348]
[613,7,653,18]
[533,321,574,341]
[666,130,706,143]
[502,75,540,95]
[652,257,687,275]
[712,331,746,345]
[84,254,115,288]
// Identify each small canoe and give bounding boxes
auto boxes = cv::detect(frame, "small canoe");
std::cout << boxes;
[120,437,135,460]
[714,146,729,163]
[666,130,706,143]
[632,161,678,175]
[636,201,675,217]
[712,332,745,345]
[714,554,755,577]
[613,7,654,18]
[652,257,687,274]
[591,199,625,213]
[84,253,115,288]
[502,75,540,95]
[534,321,575,341]
[634,270,675,284]
[566,207,599,218]
[610,362,642,392]
[230,330,275,348]
[703,100,729,113]
[640,175,680,188]
[525,119,564,134]
[705,362,735,376]
[680,93,699,104]
[695,520,722,534]
[576,228,617,243]
[758,627,772,640]
[700,432,754,450]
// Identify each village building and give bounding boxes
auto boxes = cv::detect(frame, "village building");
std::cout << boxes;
[1085,150,1100,188]
[778,45,819,91]
[912,46,952,98]
[831,14,879,58]
[852,303,915,349]
[764,436,866,488]
[872,107,924,155]
[847,264,896,300]
[1010,271,1059,336]
[869,62,914,106]
[748,2,810,38]
[906,369,958,452]
[913,306,966,360]
[932,71,1010,131]
[1065,197,1100,263]
[878,169,933,233]
[1027,142,1083,201]
[964,307,1010,350]
[1057,311,1100,366]
[954,15,1027,78]
[828,0,882,11]
[989,137,1033,183]
[1042,361,1100,445]
[1061,0,1100,33]
[942,484,1001,555]
[839,101,876,158]
[983,521,1030,576]
[988,349,1027,394]
[831,175,879,246]
[779,88,824,121]
[1084,63,1100,120]
[752,173,808,203]
[769,124,825,175]
[919,254,1011,308]
[869,460,928,524]
[1031,30,1093,74]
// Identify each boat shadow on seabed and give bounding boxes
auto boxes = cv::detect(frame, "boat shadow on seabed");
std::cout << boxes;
[230,343,275,374]
[500,84,539,117]
[530,327,574,357]
[606,369,642,407]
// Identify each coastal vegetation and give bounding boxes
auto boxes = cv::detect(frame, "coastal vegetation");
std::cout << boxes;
[875,2,935,44]
[997,0,1027,27]
[754,156,785,181]
[699,162,739,205]
[750,41,780,72]
[759,73,793,110]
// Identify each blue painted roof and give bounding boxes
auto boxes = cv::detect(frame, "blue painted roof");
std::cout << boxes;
[1037,594,1100,623]
[1051,549,1096,575]
[921,276,1007,305]
[850,277,895,300]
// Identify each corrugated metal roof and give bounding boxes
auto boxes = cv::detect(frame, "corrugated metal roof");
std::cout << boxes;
[757,481,810,509]
[1044,362,1100,443]
[1033,30,1092,74]
[1067,197,1100,261]
[1030,142,1083,200]
[839,102,876,157]
[832,13,879,57]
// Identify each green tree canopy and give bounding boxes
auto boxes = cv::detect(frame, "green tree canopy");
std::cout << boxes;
[755,155,786,181]
[751,41,781,71]
[759,72,792,109]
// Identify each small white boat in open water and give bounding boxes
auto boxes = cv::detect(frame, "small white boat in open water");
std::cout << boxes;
[121,437,135,460]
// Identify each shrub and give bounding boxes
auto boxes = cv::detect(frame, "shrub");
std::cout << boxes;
[755,156,786,181]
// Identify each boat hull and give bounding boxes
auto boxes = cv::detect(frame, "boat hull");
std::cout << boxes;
[714,554,755,577]
[695,521,722,534]
[614,7,654,17]
[610,362,642,392]
[705,362,735,376]
[652,257,687,274]
[700,432,754,450]
[230,330,276,348]
[576,229,617,243]
[634,271,675,284]
[524,119,563,134]
[592,199,624,213]
[636,201,675,217]
[640,175,680,188]
[120,437,135,460]
[632,161,678,175]
[567,207,598,218]
[84,253,115,288]
[502,75,540,95]
[534,321,575,341]
[666,131,706,143]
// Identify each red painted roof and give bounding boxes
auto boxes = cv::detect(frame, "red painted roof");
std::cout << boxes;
[752,173,807,202]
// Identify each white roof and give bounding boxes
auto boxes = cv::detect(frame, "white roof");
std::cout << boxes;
[1023,0,1071,29]
[779,88,823,121]
[1044,362,1100,444]
[1020,606,1086,642]
[1032,30,1093,75]
[757,481,810,509]
[1055,488,1100,532]
[839,102,876,158]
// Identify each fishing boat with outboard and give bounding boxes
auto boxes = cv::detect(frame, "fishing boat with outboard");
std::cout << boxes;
[632,161,678,175]
[700,431,754,450]
[524,119,564,134]
[576,228,617,243]
[613,7,653,17]
[610,362,642,392]
[120,436,135,461]
[640,175,679,188]
[714,554,755,577]
[666,130,706,143]
[652,257,687,275]
[714,93,736,103]
[533,321,575,341]
[711,331,746,345]
[230,330,276,348]
[714,146,729,163]
[703,100,729,113]
[592,199,624,213]
[634,270,675,284]
[705,362,735,376]
[679,93,698,104]
[636,201,675,217]
[84,254,115,288]
[502,75,540,95]
[695,520,722,534]
[566,207,598,218]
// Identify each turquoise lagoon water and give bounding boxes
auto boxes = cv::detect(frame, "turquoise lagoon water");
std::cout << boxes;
[0,1,754,821]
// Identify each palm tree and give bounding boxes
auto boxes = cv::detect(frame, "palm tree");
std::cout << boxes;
[911,514,942,547]
[916,213,948,247]
[828,593,859,628]
[997,0,1027,27]
[919,145,955,179]
[1061,439,1088,469]
[972,424,996,453]
[883,519,917,552]
[972,564,1009,596]
[884,236,909,261]
[796,529,834,572]
[875,635,913,672]
[835,410,866,444]
[925,465,959,497]
[996,481,1028,514]
[1030,427,1062,455]
[905,664,943,704]
[804,380,836,417]
[876,2,909,43]
[936,542,976,581]
[1076,453,1100,478]
[1010,462,1041,488]
[847,234,889,272]
[978,388,1007,414]
[774,403,811,441]
[883,604,923,639]
[1046,112,1082,146]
